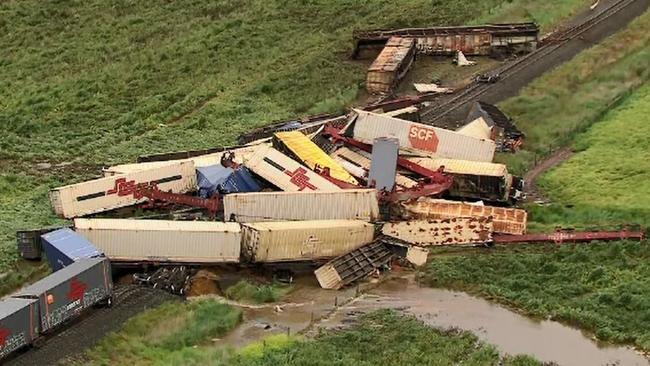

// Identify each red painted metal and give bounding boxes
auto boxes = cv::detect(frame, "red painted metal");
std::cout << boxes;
[322,125,453,201]
[313,165,361,189]
[493,229,645,245]
[137,188,221,218]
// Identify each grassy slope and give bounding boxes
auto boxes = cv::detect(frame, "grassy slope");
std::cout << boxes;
[424,10,650,352]
[80,299,242,366]
[0,0,590,291]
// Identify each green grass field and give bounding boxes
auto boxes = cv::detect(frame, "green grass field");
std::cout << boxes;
[80,299,242,365]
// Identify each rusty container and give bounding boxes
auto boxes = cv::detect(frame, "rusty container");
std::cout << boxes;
[381,217,493,246]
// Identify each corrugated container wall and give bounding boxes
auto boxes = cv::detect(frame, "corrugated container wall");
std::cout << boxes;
[0,298,38,360]
[367,37,416,94]
[13,258,112,333]
[241,220,375,263]
[74,219,241,263]
[50,161,197,218]
[351,109,495,162]
[244,145,340,192]
[382,217,493,246]
[331,147,417,188]
[41,228,104,272]
[224,189,380,222]
[402,198,527,235]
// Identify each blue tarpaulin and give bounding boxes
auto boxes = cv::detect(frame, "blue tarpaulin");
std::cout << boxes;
[219,167,262,194]
[196,165,234,198]
[41,228,104,272]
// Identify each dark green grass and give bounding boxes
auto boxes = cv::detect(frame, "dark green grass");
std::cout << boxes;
[224,280,291,304]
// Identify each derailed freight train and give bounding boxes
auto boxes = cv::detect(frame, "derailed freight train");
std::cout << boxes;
[0,257,112,361]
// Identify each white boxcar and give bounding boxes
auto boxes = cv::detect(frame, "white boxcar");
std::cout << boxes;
[50,161,197,218]
[241,220,375,263]
[224,189,380,222]
[74,219,241,263]
[382,217,493,246]
[244,145,340,192]
[350,109,495,162]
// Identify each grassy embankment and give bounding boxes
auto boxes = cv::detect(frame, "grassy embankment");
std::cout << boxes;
[83,309,541,366]
[225,280,292,304]
[0,0,590,294]
[425,10,650,352]
[78,299,242,365]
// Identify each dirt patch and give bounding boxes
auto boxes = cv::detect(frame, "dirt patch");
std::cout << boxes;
[187,269,222,297]
[524,147,574,202]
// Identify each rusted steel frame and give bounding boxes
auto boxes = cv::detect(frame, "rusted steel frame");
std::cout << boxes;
[138,188,221,218]
[493,230,645,244]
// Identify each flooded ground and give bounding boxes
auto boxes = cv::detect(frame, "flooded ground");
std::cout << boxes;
[209,273,649,365]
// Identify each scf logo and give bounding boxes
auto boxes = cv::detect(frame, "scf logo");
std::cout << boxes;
[408,125,439,152]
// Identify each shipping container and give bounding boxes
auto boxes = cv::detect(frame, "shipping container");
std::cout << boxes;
[456,117,493,140]
[0,298,38,360]
[13,258,112,333]
[218,167,262,194]
[405,157,521,202]
[352,23,539,58]
[314,241,393,290]
[103,146,261,177]
[350,109,496,162]
[224,189,380,222]
[330,147,417,188]
[74,219,241,263]
[50,161,197,218]
[381,217,493,246]
[366,37,416,94]
[368,137,399,190]
[243,145,340,192]
[274,131,357,184]
[241,220,375,263]
[16,225,70,260]
[41,228,104,272]
[401,198,527,235]
[196,165,234,198]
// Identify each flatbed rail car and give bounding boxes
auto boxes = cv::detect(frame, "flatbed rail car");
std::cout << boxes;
[0,258,112,361]
[352,23,539,58]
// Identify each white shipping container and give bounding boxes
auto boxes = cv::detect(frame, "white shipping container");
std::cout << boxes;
[382,217,493,246]
[331,147,417,188]
[244,145,340,192]
[241,220,375,263]
[224,189,380,222]
[74,219,241,263]
[401,198,527,235]
[351,109,496,162]
[102,146,261,177]
[50,161,197,218]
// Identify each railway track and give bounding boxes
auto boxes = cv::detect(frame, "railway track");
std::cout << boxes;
[419,0,639,125]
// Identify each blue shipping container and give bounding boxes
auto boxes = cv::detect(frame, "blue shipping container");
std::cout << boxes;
[41,228,104,272]
[219,167,262,194]
[196,165,234,198]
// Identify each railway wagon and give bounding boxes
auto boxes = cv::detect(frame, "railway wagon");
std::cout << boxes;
[13,258,112,334]
[382,217,493,246]
[353,23,539,58]
[407,157,523,203]
[50,160,197,218]
[241,220,375,263]
[224,189,380,223]
[350,109,496,162]
[16,225,71,260]
[74,219,242,264]
[366,37,416,94]
[0,298,38,360]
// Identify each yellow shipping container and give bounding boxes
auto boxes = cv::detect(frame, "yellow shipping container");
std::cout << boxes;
[275,131,358,184]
